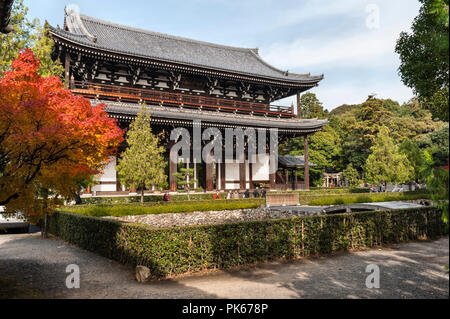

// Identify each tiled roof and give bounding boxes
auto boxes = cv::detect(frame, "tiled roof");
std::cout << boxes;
[0,0,14,33]
[50,8,324,85]
[91,100,328,133]
[279,155,317,168]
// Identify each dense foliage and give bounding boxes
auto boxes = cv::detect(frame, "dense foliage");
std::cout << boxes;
[117,106,167,204]
[281,95,445,187]
[0,50,123,224]
[63,199,264,217]
[396,0,449,121]
[48,208,448,278]
[0,0,63,78]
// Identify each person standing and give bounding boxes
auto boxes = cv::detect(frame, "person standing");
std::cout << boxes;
[261,189,266,198]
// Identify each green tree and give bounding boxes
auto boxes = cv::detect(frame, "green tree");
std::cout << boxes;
[342,164,361,188]
[0,0,62,78]
[31,23,64,78]
[299,92,328,119]
[174,160,198,200]
[395,0,449,121]
[417,124,449,166]
[117,106,167,205]
[399,138,426,182]
[281,125,342,186]
[365,126,414,190]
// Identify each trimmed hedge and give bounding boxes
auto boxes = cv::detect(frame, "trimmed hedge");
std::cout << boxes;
[307,192,434,206]
[48,207,448,279]
[81,193,230,205]
[81,189,429,205]
[63,199,264,217]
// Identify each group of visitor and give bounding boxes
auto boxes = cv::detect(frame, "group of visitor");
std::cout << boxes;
[219,188,266,200]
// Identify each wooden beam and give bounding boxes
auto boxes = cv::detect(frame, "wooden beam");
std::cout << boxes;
[304,135,309,190]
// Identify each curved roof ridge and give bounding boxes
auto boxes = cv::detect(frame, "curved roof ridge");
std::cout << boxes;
[52,10,324,85]
[79,13,260,53]
[248,49,323,80]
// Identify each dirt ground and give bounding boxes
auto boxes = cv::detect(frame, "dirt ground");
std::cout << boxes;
[0,233,448,299]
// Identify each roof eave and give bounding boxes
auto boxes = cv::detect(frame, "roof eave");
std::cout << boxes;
[50,28,323,87]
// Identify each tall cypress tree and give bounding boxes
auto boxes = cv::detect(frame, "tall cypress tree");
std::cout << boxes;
[365,126,414,190]
[117,105,167,204]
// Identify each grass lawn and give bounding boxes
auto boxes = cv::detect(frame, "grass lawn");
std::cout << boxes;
[62,198,264,217]
[65,190,435,217]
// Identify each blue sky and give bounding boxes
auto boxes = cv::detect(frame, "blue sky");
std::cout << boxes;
[24,0,421,111]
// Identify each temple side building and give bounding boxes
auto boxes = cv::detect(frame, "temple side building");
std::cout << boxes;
[50,8,327,194]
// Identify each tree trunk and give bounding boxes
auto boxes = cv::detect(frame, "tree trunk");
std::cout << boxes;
[41,188,49,239]
[41,212,48,239]
[141,188,144,206]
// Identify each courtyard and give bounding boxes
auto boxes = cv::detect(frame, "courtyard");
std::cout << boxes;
[0,233,448,299]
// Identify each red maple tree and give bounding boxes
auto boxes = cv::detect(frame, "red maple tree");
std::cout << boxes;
[0,49,123,223]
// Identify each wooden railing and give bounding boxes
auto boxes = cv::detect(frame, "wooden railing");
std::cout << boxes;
[71,81,295,118]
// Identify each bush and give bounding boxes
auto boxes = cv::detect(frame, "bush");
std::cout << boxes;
[81,192,233,205]
[307,192,435,206]
[48,207,448,279]
[64,199,264,217]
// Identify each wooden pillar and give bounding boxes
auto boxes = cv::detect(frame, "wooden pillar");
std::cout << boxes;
[64,51,70,89]
[193,159,198,189]
[304,135,310,190]
[205,152,214,191]
[297,92,301,119]
[169,143,178,192]
[239,161,246,190]
[220,161,226,190]
[269,153,276,190]
[249,162,254,190]
[294,169,298,190]
[285,169,289,187]
[215,161,220,190]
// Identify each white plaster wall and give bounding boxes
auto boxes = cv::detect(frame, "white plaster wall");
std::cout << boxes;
[251,154,269,181]
[225,162,240,181]
[92,156,117,193]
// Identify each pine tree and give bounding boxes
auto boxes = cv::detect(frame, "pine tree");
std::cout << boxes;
[117,105,167,204]
[365,126,414,190]
[174,160,198,200]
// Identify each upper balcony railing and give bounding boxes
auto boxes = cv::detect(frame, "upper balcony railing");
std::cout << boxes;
[71,81,295,118]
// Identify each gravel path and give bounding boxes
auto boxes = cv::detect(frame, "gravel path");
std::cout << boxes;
[0,233,448,299]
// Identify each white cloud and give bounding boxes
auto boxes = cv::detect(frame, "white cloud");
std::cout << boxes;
[262,27,401,70]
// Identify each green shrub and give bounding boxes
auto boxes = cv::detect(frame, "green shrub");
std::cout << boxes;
[48,207,447,279]
[64,199,264,217]
[307,192,435,206]
[81,192,235,205]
